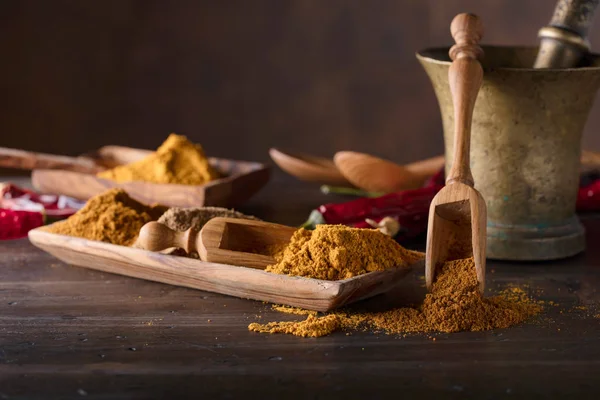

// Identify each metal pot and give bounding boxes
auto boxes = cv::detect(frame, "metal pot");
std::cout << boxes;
[417,46,600,260]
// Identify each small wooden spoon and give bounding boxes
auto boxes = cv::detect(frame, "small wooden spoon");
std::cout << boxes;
[0,146,104,174]
[136,217,297,269]
[334,151,444,193]
[269,148,351,186]
[425,13,486,293]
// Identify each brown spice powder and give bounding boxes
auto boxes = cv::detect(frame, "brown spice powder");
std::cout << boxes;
[266,225,424,281]
[158,206,259,232]
[250,257,542,337]
[46,189,166,246]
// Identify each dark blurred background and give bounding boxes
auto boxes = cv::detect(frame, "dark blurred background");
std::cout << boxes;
[2,0,600,174]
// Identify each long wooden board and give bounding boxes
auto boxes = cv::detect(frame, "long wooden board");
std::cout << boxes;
[28,228,420,312]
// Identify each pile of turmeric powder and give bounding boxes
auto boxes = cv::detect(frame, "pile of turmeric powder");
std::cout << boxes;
[249,257,542,337]
[266,225,424,281]
[46,189,166,246]
[97,134,220,185]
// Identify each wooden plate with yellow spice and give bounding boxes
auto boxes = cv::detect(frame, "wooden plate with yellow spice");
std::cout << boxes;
[28,226,421,312]
[25,135,270,208]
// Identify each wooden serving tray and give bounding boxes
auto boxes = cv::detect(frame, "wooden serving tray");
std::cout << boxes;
[31,145,270,208]
[28,227,420,312]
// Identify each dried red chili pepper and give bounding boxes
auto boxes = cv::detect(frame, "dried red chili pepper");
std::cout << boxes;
[0,208,45,240]
[0,183,84,240]
[577,170,600,212]
[302,170,445,241]
[305,168,600,243]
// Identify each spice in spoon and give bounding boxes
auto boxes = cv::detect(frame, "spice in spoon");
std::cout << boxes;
[158,207,259,232]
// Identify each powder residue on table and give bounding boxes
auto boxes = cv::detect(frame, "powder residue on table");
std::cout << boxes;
[97,134,220,185]
[46,188,166,246]
[271,305,318,316]
[249,257,542,337]
[248,314,341,338]
[266,225,424,281]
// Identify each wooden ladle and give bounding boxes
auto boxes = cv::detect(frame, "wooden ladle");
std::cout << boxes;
[136,217,297,269]
[268,148,351,186]
[334,151,445,193]
[425,13,486,293]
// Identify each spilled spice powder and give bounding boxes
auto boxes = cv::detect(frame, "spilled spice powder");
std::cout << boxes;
[266,225,424,281]
[271,305,318,316]
[249,314,341,338]
[46,189,166,246]
[249,257,542,337]
[97,134,220,185]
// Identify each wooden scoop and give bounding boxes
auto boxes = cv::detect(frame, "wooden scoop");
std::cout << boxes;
[136,217,297,269]
[425,13,487,293]
[334,151,445,193]
[0,146,104,174]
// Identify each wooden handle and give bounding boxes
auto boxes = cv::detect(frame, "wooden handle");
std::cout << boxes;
[446,13,484,187]
[136,221,200,253]
[0,146,103,174]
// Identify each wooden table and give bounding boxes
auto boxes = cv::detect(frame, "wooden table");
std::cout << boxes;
[2,176,600,399]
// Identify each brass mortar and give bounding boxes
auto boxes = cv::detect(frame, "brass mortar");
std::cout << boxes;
[417,46,600,260]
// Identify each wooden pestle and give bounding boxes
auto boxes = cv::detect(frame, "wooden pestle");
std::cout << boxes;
[136,217,297,269]
[534,0,599,68]
[425,13,487,293]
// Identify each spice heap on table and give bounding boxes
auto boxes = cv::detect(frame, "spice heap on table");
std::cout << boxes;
[97,134,220,185]
[250,257,542,337]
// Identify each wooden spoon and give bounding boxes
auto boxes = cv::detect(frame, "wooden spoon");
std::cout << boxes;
[334,151,444,193]
[136,217,297,269]
[425,13,486,294]
[269,148,351,186]
[0,146,104,174]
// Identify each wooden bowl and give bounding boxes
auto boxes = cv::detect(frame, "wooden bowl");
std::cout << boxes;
[31,145,270,208]
[269,148,350,186]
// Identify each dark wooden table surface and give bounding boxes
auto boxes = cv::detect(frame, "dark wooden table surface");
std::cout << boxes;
[1,176,600,399]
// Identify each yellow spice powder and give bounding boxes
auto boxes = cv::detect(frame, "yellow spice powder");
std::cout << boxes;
[46,188,166,246]
[248,314,341,338]
[97,133,220,185]
[266,225,424,281]
[249,257,542,337]
[271,305,318,316]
